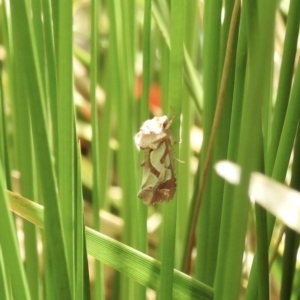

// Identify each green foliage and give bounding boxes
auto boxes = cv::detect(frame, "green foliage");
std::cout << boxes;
[0,0,300,299]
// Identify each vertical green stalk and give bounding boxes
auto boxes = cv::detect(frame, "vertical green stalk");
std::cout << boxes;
[12,3,41,299]
[32,0,46,93]
[75,144,91,300]
[279,118,300,300]
[119,0,139,297]
[219,0,276,298]
[244,0,276,298]
[1,0,16,172]
[158,0,185,299]
[175,0,197,269]
[205,0,238,285]
[3,5,38,300]
[214,6,247,297]
[265,0,300,173]
[107,0,138,298]
[184,0,239,285]
[152,0,170,113]
[13,85,39,300]
[10,0,72,298]
[141,0,152,122]
[248,49,300,300]
[41,0,59,171]
[0,162,31,300]
[245,0,300,297]
[254,201,269,300]
[136,0,152,298]
[57,1,75,291]
[90,0,104,299]
[0,68,11,190]
[98,2,112,214]
[196,0,222,284]
[0,248,10,300]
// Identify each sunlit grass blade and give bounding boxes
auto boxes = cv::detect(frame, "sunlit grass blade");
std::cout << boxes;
[6,191,214,300]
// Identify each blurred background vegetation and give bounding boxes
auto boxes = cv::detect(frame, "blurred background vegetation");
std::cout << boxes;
[0,0,300,299]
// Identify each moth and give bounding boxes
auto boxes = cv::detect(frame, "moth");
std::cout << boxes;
[135,116,176,205]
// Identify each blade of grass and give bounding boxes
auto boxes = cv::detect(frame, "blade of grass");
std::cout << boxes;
[0,248,10,300]
[136,0,153,298]
[56,1,75,292]
[8,5,40,295]
[183,0,240,279]
[280,229,299,299]
[41,0,59,171]
[213,7,247,296]
[107,0,139,298]
[158,0,185,299]
[201,0,239,285]
[193,0,222,284]
[0,165,30,299]
[1,0,16,176]
[32,0,46,91]
[7,191,214,300]
[87,227,213,300]
[75,144,91,300]
[244,0,276,298]
[90,0,105,298]
[152,0,203,113]
[219,1,276,298]
[254,201,269,299]
[246,1,300,296]
[265,0,300,173]
[154,1,170,113]
[9,1,72,298]
[12,78,39,300]
[140,0,152,122]
[0,69,11,189]
[175,0,197,269]
[280,124,300,299]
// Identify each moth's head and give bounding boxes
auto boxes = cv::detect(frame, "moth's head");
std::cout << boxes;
[139,115,169,134]
[134,115,171,149]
